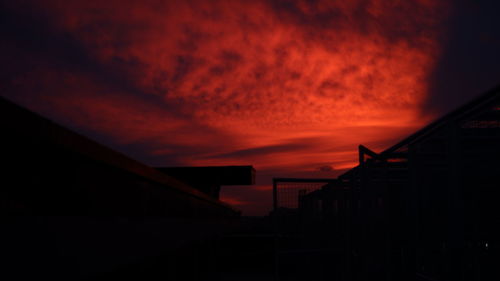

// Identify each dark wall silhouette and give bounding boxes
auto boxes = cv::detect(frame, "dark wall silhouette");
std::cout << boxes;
[0,97,251,280]
[273,86,500,281]
[0,97,239,217]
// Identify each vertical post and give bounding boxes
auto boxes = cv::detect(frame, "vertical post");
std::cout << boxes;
[273,178,278,212]
[359,145,365,166]
[272,178,279,281]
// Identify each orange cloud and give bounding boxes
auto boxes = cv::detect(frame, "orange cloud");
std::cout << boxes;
[1,0,450,215]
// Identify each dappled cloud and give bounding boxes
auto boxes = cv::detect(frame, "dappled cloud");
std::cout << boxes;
[1,0,450,214]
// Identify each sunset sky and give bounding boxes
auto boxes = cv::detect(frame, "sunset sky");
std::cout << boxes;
[2,0,500,215]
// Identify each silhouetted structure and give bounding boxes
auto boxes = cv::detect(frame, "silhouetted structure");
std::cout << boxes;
[0,97,256,280]
[157,166,255,199]
[273,85,500,281]
[0,96,242,217]
[271,178,339,280]
[3,83,500,280]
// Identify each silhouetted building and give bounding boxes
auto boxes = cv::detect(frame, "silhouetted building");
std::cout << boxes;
[272,85,500,281]
[156,166,255,199]
[337,84,500,281]
[0,97,256,280]
[0,97,243,217]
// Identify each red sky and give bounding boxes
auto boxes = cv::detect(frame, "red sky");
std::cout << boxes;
[0,0,455,215]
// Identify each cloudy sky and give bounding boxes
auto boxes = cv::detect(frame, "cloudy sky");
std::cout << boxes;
[2,0,500,215]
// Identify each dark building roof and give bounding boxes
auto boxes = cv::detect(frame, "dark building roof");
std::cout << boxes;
[382,84,500,155]
[340,84,500,178]
[156,165,256,199]
[0,96,240,215]
[157,166,255,186]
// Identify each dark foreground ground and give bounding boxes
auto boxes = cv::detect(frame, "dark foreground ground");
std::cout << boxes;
[2,215,348,281]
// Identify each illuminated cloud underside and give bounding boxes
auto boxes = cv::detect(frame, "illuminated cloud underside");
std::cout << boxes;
[2,0,449,215]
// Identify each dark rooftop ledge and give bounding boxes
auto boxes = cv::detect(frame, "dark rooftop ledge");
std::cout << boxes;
[1,97,239,214]
[156,166,256,185]
[156,166,255,199]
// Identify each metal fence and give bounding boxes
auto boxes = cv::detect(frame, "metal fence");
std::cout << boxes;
[272,178,335,211]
